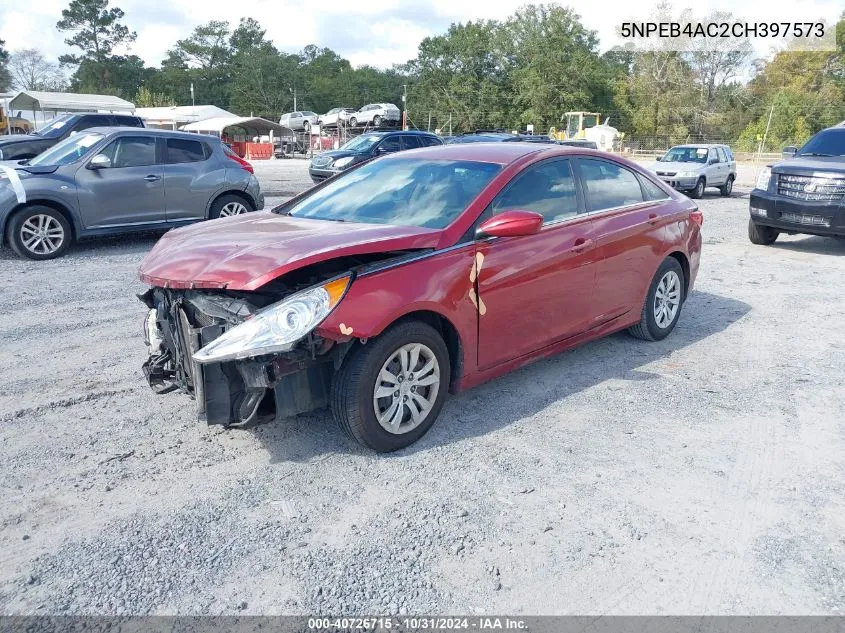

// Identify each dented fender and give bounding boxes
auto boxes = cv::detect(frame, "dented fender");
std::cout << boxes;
[316,244,482,383]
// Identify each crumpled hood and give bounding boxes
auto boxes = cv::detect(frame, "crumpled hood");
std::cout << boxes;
[138,211,441,291]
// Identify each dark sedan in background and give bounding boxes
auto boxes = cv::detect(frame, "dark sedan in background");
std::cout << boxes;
[0,112,145,161]
[749,126,845,244]
[1,128,263,259]
[308,130,442,182]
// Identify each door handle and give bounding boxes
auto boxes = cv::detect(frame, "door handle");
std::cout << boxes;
[648,212,659,225]
[143,175,161,182]
[569,237,593,253]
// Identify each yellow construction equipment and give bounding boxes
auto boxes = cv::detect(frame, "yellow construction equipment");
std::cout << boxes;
[549,111,622,151]
[0,105,33,135]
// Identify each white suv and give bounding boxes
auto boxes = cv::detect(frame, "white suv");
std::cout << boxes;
[279,111,319,131]
[349,103,401,128]
[318,107,355,127]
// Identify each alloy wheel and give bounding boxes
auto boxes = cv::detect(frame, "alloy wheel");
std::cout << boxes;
[20,214,65,256]
[219,202,248,217]
[653,270,681,329]
[373,343,441,435]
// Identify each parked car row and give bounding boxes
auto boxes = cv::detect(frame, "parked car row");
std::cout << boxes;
[281,104,402,131]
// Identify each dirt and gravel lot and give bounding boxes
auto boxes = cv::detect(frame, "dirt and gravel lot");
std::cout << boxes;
[1,159,843,616]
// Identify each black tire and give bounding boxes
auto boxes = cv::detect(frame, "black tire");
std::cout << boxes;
[628,257,686,342]
[720,175,734,196]
[303,121,311,132]
[373,115,382,127]
[689,177,705,199]
[748,219,779,245]
[331,320,451,453]
[7,205,72,260]
[349,117,358,127]
[209,194,254,219]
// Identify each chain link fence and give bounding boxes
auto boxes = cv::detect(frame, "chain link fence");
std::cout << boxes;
[620,136,801,161]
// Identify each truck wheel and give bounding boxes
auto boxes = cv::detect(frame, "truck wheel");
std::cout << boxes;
[689,177,705,199]
[748,219,778,245]
[628,257,686,342]
[720,175,734,196]
[331,321,451,453]
[7,206,73,260]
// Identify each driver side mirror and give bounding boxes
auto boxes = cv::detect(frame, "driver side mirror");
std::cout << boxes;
[88,154,112,170]
[477,210,543,239]
[374,145,391,155]
[782,146,797,159]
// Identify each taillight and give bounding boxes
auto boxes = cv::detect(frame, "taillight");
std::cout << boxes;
[690,210,703,226]
[224,147,254,174]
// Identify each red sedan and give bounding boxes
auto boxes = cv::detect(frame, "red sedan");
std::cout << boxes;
[138,143,702,452]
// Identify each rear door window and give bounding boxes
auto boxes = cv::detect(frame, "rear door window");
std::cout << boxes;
[639,175,670,201]
[377,136,401,153]
[578,158,645,212]
[716,147,727,163]
[401,135,422,150]
[166,138,207,164]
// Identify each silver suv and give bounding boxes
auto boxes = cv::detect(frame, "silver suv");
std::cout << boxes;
[348,104,401,128]
[650,144,736,198]
[0,128,263,259]
[279,111,319,132]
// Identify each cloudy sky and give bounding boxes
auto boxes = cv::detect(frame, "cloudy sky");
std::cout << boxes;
[0,0,842,70]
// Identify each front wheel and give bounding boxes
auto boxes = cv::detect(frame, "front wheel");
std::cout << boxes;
[689,177,705,199]
[349,117,358,127]
[7,206,72,260]
[748,219,779,245]
[209,194,254,219]
[628,257,685,341]
[373,115,382,127]
[331,321,451,452]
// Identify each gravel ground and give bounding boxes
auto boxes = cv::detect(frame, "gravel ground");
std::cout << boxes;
[1,159,843,616]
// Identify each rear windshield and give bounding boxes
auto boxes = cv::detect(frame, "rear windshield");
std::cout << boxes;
[796,129,845,157]
[284,158,502,229]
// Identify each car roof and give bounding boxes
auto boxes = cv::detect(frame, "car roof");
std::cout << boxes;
[84,127,218,141]
[672,143,727,149]
[381,142,581,165]
[357,130,438,137]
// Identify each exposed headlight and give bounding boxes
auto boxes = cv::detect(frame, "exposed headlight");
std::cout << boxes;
[193,275,351,364]
[678,170,698,178]
[756,167,771,190]
[333,156,355,168]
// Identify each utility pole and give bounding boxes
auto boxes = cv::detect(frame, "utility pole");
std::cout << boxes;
[402,84,407,131]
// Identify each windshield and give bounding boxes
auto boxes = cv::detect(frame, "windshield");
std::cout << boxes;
[302,111,317,117]
[32,114,76,138]
[284,158,502,229]
[28,132,104,166]
[662,147,708,163]
[341,134,382,152]
[796,129,845,157]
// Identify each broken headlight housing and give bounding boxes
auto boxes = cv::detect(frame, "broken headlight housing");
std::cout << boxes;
[193,275,350,364]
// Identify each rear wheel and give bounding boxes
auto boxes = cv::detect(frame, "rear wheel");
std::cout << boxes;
[689,177,705,199]
[628,257,685,341]
[331,321,450,452]
[349,117,358,127]
[720,175,734,196]
[209,194,253,219]
[7,206,72,260]
[748,219,779,245]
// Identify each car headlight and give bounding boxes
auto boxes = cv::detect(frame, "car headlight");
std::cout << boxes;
[679,170,698,178]
[333,156,355,168]
[756,167,771,190]
[193,275,351,364]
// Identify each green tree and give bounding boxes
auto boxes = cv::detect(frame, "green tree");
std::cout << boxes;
[134,86,175,107]
[0,39,11,92]
[163,20,232,106]
[56,0,136,64]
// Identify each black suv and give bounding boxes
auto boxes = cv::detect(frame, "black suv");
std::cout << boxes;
[749,126,845,244]
[308,130,442,183]
[0,113,145,161]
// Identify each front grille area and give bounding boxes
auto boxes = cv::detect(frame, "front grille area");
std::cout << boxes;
[779,211,831,227]
[777,174,845,202]
[656,171,677,177]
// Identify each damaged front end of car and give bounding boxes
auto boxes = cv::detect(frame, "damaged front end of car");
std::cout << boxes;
[138,273,356,427]
[138,251,425,427]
